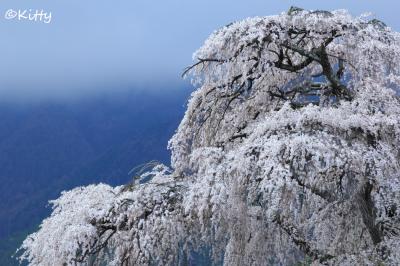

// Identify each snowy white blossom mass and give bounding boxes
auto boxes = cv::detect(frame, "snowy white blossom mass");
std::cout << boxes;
[18,7,400,266]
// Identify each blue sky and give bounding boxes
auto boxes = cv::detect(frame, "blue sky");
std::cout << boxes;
[1,0,399,100]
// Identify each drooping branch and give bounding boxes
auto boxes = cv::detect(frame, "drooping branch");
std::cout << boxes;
[69,181,187,265]
[273,215,335,263]
[182,58,225,77]
[185,23,353,116]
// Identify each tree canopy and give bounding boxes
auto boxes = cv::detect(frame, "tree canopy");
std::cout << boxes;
[19,7,400,266]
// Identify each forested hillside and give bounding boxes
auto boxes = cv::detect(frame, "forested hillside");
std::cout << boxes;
[0,87,190,265]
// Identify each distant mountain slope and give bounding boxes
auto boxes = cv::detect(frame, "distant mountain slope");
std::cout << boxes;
[0,87,190,265]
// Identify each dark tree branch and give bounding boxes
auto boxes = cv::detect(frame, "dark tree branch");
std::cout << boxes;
[273,215,335,263]
[182,58,225,77]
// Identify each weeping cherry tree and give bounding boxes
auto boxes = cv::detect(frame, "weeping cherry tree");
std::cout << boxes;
[19,7,400,266]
